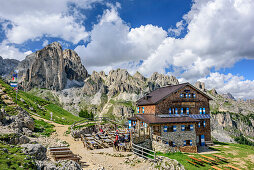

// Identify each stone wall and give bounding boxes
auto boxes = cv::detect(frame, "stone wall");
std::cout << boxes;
[160,123,197,147]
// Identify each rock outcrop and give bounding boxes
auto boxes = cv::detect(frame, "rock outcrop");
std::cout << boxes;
[195,81,205,91]
[21,144,47,160]
[0,56,20,76]
[83,69,179,97]
[16,42,88,91]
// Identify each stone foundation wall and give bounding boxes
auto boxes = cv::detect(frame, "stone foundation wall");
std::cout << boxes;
[179,146,197,153]
[161,123,197,147]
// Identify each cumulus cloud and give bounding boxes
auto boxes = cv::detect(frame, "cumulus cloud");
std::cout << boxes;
[139,0,254,80]
[0,41,29,60]
[75,5,167,70]
[0,0,102,44]
[199,72,254,99]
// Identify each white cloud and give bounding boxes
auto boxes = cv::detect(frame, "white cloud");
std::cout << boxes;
[75,5,167,71]
[199,72,254,99]
[0,0,102,44]
[139,0,254,80]
[0,41,28,60]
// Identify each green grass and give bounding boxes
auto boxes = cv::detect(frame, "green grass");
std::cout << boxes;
[0,142,36,169]
[73,122,96,130]
[0,78,83,125]
[157,143,254,170]
[34,119,55,137]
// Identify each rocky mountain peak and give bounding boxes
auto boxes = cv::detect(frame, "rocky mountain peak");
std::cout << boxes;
[47,41,62,49]
[133,71,146,81]
[0,56,20,76]
[63,49,88,82]
[16,42,88,91]
[108,69,130,84]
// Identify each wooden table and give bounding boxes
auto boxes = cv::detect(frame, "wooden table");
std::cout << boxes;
[86,137,95,140]
[50,150,72,155]
[199,158,212,164]
[211,166,222,170]
[212,154,227,160]
[49,147,70,151]
[84,134,92,137]
[201,155,216,161]
[188,156,203,164]
[225,164,241,170]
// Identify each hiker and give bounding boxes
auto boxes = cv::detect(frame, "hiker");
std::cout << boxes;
[50,112,53,120]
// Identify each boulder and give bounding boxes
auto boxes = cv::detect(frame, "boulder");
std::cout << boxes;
[19,135,30,144]
[21,144,47,160]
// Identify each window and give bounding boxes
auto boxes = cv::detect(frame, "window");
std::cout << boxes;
[169,108,171,115]
[175,108,178,114]
[199,108,206,114]
[187,108,189,115]
[142,107,144,113]
[153,126,160,133]
[198,122,201,128]
[163,126,168,132]
[184,140,192,146]
[167,125,174,132]
[180,93,184,98]
[185,125,194,131]
[169,141,176,147]
[137,107,139,113]
[181,108,183,114]
[181,125,185,131]
[203,120,206,127]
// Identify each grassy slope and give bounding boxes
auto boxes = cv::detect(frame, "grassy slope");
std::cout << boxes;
[158,142,254,170]
[33,119,56,137]
[0,78,82,125]
[0,142,36,169]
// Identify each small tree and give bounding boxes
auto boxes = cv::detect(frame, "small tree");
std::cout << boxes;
[79,109,90,118]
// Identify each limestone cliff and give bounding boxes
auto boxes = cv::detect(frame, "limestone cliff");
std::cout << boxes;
[83,69,179,97]
[16,42,88,91]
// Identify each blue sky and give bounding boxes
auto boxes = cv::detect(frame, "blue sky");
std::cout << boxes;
[0,0,254,98]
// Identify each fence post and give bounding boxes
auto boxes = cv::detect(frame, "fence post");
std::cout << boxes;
[154,150,156,161]
[142,147,143,158]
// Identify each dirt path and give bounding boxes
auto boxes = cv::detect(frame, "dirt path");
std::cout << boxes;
[32,115,152,170]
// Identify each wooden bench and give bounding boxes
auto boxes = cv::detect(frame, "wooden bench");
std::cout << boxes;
[50,150,73,155]
[199,158,213,165]
[201,155,217,162]
[212,154,228,161]
[211,165,223,170]
[188,156,204,165]
[187,159,199,167]
[225,164,241,170]
[49,147,70,152]
[53,154,81,161]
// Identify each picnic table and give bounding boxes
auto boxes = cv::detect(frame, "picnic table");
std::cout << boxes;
[86,137,95,140]
[212,154,227,160]
[201,155,217,162]
[225,164,241,170]
[84,134,92,137]
[49,147,70,151]
[50,150,73,155]
[211,166,223,170]
[188,156,204,165]
[198,158,212,165]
